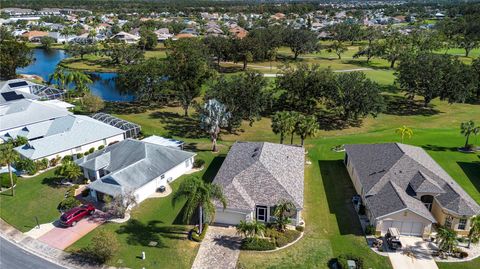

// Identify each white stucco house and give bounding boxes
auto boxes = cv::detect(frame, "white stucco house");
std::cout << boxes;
[212,142,305,226]
[75,139,196,204]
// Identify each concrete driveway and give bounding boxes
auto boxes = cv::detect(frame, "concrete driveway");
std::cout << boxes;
[37,211,106,250]
[388,236,438,269]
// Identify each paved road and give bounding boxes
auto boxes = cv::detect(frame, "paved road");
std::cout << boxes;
[0,237,66,269]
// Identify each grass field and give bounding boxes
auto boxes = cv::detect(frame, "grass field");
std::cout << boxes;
[102,95,480,269]
[0,170,66,232]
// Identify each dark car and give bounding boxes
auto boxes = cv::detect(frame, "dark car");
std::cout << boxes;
[60,204,95,227]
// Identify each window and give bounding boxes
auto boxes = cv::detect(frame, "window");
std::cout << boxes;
[445,216,453,229]
[256,206,267,222]
[458,219,467,230]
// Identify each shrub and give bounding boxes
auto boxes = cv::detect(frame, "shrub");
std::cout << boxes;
[88,147,95,154]
[84,151,90,156]
[98,145,105,150]
[36,158,49,170]
[240,238,276,251]
[57,197,81,212]
[81,188,90,197]
[193,159,205,168]
[459,251,468,258]
[191,224,209,242]
[80,230,119,263]
[295,225,304,232]
[337,254,364,269]
[0,173,17,188]
[49,156,61,167]
[365,225,375,235]
[76,153,84,159]
[62,155,73,163]
[15,158,37,175]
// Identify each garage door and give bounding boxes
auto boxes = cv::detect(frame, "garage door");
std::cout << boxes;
[214,211,246,225]
[382,221,424,236]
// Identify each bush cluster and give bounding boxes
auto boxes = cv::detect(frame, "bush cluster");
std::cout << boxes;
[365,225,375,235]
[240,238,276,251]
[191,224,209,242]
[98,145,105,150]
[0,173,17,188]
[193,159,205,168]
[337,254,364,269]
[295,225,304,232]
[57,185,80,211]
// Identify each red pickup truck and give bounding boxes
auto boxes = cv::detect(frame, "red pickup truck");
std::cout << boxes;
[60,204,96,227]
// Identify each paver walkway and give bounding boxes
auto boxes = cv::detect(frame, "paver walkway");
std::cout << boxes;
[388,236,438,269]
[191,226,241,269]
[37,211,107,250]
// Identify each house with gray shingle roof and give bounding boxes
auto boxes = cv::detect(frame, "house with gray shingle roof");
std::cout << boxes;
[212,141,304,226]
[76,139,196,204]
[344,143,480,238]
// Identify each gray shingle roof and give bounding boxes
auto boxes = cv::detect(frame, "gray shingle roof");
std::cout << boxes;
[213,142,305,211]
[78,139,196,197]
[345,143,480,218]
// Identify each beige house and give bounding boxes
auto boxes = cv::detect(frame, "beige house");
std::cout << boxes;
[344,143,479,238]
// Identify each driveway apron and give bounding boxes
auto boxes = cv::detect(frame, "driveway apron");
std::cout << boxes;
[191,226,241,269]
[37,211,106,250]
[388,236,438,269]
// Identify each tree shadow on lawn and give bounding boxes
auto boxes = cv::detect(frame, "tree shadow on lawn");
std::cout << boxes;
[103,101,165,114]
[41,176,69,188]
[318,160,363,236]
[457,161,480,194]
[383,95,441,116]
[149,111,205,139]
[422,144,458,152]
[342,59,391,70]
[317,111,362,131]
[116,219,190,248]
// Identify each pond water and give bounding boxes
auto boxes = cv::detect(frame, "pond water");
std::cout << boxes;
[17,49,134,101]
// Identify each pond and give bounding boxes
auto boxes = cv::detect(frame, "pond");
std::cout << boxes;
[17,49,134,101]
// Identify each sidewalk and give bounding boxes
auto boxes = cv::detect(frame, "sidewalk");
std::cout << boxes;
[0,218,114,269]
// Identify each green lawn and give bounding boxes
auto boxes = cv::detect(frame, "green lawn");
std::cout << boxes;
[0,170,66,232]
[107,96,479,269]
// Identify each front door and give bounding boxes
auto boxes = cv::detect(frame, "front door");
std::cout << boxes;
[256,206,267,222]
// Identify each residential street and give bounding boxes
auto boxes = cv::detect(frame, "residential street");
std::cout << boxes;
[0,237,66,269]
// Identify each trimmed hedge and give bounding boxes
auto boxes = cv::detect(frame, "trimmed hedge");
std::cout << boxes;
[0,173,17,188]
[191,224,209,242]
[295,225,304,232]
[57,197,81,212]
[240,238,276,251]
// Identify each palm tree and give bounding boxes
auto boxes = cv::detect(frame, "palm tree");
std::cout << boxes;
[172,176,227,234]
[295,115,319,146]
[468,216,480,248]
[437,226,458,253]
[54,161,82,182]
[460,120,479,149]
[0,143,20,196]
[395,125,413,143]
[272,111,296,144]
[70,71,92,98]
[273,200,296,231]
[236,220,251,238]
[249,221,266,238]
[236,220,266,238]
[199,99,231,152]
[49,66,73,90]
